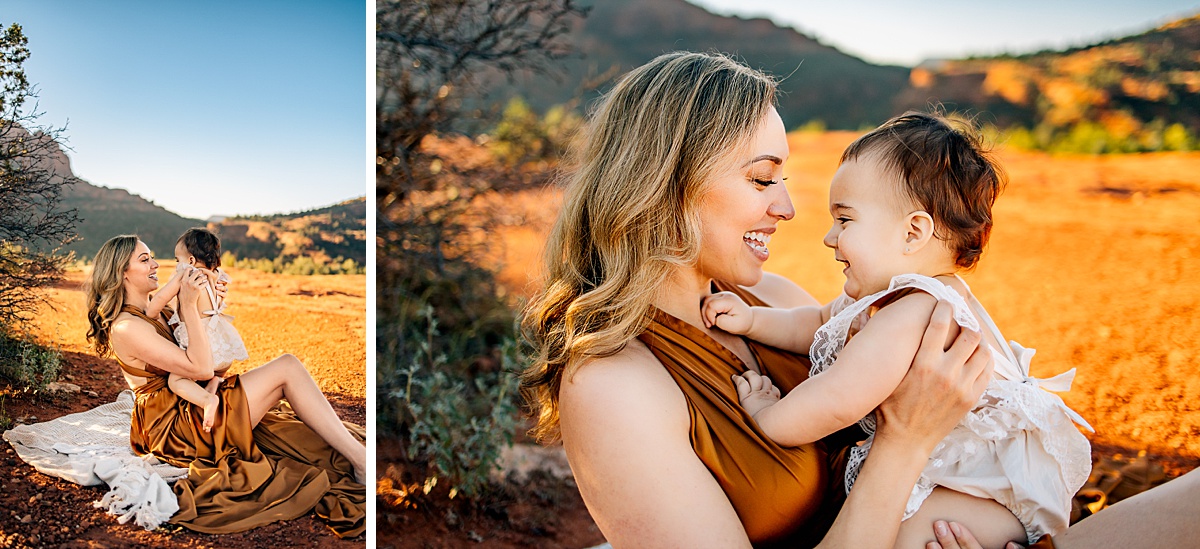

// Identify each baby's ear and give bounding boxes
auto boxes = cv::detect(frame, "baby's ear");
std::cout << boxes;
[904,211,936,253]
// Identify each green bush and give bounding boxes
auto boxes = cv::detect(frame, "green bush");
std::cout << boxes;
[218,251,364,275]
[998,120,1199,154]
[0,328,62,393]
[379,304,522,499]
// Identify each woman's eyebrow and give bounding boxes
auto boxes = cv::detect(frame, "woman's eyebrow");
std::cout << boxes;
[742,154,783,168]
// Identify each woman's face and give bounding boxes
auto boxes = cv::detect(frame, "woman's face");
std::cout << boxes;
[822,153,912,299]
[123,240,160,295]
[696,106,794,287]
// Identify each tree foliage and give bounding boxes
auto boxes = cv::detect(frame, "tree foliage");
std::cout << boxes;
[375,0,586,500]
[0,22,79,329]
[375,0,585,361]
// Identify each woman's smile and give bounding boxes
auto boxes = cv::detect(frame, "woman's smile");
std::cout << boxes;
[744,229,773,261]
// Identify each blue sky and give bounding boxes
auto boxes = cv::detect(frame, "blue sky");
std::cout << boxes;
[3,1,367,220]
[689,0,1200,66]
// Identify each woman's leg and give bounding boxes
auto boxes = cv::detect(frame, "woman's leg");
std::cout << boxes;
[1053,467,1200,547]
[237,354,366,481]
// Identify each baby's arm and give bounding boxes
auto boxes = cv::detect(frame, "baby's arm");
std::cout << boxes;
[146,265,189,317]
[747,292,955,447]
[167,371,216,408]
[701,291,832,353]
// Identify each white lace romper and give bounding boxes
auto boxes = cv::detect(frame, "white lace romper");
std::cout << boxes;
[812,274,1093,543]
[168,268,249,369]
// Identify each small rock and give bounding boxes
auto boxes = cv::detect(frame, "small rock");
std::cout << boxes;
[46,382,82,394]
[86,390,99,398]
[19,515,31,523]
[64,374,75,381]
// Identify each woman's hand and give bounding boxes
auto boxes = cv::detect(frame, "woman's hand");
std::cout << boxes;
[177,267,210,309]
[927,520,1025,549]
[874,299,993,454]
[169,262,192,282]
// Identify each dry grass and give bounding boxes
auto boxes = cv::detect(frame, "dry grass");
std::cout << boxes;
[496,131,1200,462]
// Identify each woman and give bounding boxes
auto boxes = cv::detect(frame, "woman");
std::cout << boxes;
[85,235,366,537]
[520,51,1200,548]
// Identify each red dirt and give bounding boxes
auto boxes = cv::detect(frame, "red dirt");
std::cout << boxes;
[375,438,605,549]
[0,267,366,548]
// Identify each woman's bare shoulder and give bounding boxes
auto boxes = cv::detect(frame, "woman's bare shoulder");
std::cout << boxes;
[560,339,690,434]
[559,341,751,548]
[743,272,819,308]
[109,311,144,338]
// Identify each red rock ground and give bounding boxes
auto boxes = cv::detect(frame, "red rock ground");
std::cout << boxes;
[0,267,366,548]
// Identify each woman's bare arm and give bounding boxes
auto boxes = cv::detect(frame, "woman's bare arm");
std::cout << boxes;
[560,341,753,549]
[112,269,214,380]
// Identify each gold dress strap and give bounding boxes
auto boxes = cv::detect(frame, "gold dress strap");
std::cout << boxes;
[634,280,859,546]
[121,304,177,343]
[117,304,174,378]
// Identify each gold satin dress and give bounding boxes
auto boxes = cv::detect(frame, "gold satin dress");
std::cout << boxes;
[116,305,365,537]
[636,282,861,548]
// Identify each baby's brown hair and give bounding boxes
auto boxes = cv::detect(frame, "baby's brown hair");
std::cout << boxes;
[178,228,222,270]
[841,111,1006,269]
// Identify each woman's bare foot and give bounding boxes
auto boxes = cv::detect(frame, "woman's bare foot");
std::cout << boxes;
[201,393,220,433]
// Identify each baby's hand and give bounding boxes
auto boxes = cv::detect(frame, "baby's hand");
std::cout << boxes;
[733,370,781,418]
[701,291,754,334]
[170,262,193,281]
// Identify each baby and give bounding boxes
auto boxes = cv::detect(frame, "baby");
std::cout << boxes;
[146,228,248,432]
[701,112,1092,546]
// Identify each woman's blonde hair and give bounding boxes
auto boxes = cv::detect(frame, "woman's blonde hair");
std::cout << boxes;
[520,51,778,441]
[85,235,139,356]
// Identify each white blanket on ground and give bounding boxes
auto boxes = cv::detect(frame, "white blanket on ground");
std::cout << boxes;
[2,390,187,530]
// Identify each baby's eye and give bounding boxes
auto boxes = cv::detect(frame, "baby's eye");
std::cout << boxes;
[837,217,851,225]
[752,178,778,187]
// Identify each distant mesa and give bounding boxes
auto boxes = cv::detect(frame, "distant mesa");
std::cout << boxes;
[490,1,1200,134]
[38,145,364,264]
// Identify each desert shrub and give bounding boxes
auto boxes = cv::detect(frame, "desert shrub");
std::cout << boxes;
[218,251,364,275]
[0,328,62,393]
[997,120,1199,153]
[378,304,522,499]
[489,97,582,167]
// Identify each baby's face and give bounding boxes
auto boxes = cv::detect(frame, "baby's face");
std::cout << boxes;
[174,241,194,267]
[823,153,914,299]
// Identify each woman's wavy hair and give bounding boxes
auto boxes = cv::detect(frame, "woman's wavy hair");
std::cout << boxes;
[520,51,778,442]
[841,110,1007,269]
[85,235,140,357]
